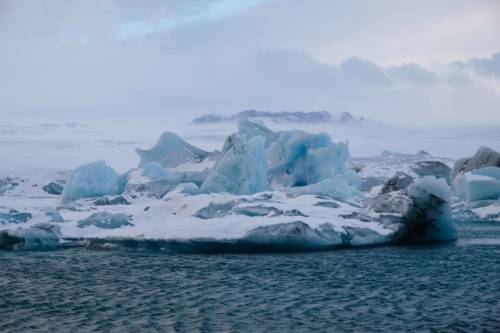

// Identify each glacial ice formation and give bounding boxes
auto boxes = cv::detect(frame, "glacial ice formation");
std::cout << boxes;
[401,176,456,242]
[268,130,349,187]
[237,119,277,147]
[454,167,500,202]
[450,147,500,221]
[122,162,206,198]
[0,224,61,250]
[0,123,463,251]
[201,135,268,195]
[365,176,456,242]
[62,160,119,202]
[136,131,209,168]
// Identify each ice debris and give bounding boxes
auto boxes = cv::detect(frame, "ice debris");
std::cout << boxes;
[78,212,133,229]
[0,211,32,225]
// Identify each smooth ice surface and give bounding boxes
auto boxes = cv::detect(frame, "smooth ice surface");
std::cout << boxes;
[201,135,268,195]
[454,167,500,202]
[62,161,119,202]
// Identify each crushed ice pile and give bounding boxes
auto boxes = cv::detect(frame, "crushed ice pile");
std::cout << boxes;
[2,121,498,251]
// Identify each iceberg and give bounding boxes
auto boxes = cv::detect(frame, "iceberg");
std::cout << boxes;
[122,162,206,199]
[0,224,61,250]
[454,167,500,202]
[268,130,349,187]
[240,221,342,250]
[365,176,456,242]
[201,135,268,195]
[288,177,358,201]
[62,161,119,202]
[136,132,209,168]
[400,176,456,242]
[0,125,462,252]
[237,119,277,147]
[140,161,172,180]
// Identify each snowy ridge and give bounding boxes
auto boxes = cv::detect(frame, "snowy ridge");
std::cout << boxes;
[192,110,375,126]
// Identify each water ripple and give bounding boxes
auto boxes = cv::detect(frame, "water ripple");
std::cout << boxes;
[0,221,499,332]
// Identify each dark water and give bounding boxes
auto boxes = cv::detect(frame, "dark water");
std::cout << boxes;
[1,221,500,332]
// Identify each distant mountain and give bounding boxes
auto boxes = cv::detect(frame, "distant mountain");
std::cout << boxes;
[192,110,373,125]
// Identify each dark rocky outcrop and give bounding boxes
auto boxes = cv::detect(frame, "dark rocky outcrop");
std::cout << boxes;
[452,146,500,180]
[379,172,414,195]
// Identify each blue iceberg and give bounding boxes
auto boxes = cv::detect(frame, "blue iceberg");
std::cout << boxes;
[201,135,268,195]
[62,161,119,202]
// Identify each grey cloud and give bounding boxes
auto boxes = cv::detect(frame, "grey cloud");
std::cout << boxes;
[466,52,500,79]
[1,0,500,128]
[386,64,437,85]
[340,57,391,86]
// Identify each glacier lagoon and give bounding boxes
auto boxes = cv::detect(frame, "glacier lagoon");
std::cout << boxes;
[0,116,499,332]
[1,219,499,332]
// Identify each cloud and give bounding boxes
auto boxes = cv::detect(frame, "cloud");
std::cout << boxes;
[386,64,437,85]
[464,52,500,79]
[0,0,500,128]
[340,58,391,86]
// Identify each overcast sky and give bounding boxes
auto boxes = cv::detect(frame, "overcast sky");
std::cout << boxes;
[1,0,500,127]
